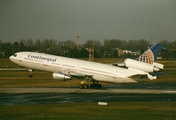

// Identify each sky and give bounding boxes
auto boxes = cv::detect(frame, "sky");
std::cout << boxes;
[0,0,176,43]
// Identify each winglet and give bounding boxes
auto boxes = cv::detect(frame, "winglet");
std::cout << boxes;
[136,43,163,64]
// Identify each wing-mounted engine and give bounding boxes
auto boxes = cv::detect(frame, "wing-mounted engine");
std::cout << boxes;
[124,58,164,72]
[52,72,72,80]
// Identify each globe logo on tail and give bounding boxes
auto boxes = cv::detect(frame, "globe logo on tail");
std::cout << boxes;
[136,43,163,64]
[136,49,154,64]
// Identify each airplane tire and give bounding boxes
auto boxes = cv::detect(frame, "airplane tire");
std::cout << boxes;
[79,85,89,89]
[79,85,84,89]
[84,85,89,89]
[98,84,102,88]
[28,74,33,78]
[90,84,95,88]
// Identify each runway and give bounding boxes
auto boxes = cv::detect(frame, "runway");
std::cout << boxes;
[1,87,176,94]
[0,87,176,105]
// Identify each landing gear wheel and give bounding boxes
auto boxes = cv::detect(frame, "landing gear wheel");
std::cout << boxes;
[79,85,84,89]
[84,85,89,89]
[28,74,33,78]
[79,84,89,89]
[79,80,89,89]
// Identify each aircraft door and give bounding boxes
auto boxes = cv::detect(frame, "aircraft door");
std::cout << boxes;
[18,56,22,62]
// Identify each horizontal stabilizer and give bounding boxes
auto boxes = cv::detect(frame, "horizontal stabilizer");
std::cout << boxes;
[149,72,167,76]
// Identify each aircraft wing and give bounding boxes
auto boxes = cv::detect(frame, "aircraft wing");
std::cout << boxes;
[149,72,167,76]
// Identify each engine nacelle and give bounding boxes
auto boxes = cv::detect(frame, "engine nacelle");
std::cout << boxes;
[124,59,163,72]
[52,73,71,80]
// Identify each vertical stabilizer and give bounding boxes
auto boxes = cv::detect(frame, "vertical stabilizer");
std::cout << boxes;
[136,43,163,64]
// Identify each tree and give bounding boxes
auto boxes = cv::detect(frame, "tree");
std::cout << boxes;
[19,39,26,46]
[104,39,126,49]
[34,39,41,51]
[26,39,33,47]
[64,40,76,49]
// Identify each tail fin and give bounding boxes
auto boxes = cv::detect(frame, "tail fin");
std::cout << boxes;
[136,43,163,64]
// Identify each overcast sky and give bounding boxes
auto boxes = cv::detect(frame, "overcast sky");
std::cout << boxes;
[0,0,176,43]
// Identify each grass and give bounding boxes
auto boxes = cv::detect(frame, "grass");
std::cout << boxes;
[0,58,20,68]
[0,102,176,120]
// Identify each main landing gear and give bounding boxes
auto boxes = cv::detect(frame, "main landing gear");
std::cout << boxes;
[79,81,102,89]
[79,81,89,89]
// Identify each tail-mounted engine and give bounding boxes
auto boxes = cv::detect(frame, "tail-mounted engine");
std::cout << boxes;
[52,72,72,80]
[124,58,164,72]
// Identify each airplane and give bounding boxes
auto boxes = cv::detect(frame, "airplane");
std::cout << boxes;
[9,43,164,89]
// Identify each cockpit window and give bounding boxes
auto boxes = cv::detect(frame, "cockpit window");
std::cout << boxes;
[13,54,17,57]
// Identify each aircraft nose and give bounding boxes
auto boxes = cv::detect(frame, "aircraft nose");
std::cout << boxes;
[9,56,14,61]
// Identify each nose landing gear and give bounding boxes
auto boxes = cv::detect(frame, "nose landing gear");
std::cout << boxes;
[28,69,33,78]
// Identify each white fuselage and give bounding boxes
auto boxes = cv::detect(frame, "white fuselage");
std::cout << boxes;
[9,52,146,83]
